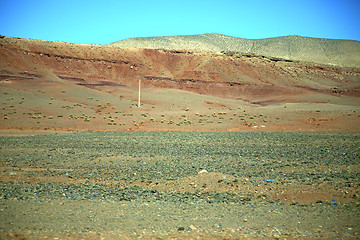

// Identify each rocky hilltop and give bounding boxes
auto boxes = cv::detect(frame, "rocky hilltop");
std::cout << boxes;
[108,33,360,68]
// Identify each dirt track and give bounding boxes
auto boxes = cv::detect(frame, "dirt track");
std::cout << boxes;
[0,131,359,239]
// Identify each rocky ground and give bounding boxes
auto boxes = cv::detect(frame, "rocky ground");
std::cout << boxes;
[0,131,359,239]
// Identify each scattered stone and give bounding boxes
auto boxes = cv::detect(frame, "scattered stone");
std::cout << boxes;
[0,131,358,239]
[189,225,197,231]
[273,233,281,239]
[214,223,222,229]
[198,169,208,174]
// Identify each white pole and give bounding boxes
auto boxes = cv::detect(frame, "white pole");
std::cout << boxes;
[138,74,141,107]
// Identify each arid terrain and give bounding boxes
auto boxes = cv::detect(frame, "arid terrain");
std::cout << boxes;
[109,33,360,68]
[0,34,359,239]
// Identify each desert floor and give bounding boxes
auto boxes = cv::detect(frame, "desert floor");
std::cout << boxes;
[0,131,359,239]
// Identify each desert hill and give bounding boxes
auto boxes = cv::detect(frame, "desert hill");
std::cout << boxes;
[108,33,360,68]
[0,35,359,133]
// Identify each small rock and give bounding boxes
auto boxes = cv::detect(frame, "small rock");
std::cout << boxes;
[189,182,197,188]
[273,234,281,239]
[214,223,222,229]
[9,172,16,176]
[189,225,197,231]
[243,218,248,222]
[198,169,208,174]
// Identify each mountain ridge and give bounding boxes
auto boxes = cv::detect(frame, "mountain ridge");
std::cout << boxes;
[108,33,360,68]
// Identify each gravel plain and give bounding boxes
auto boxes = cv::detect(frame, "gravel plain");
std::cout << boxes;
[0,131,359,239]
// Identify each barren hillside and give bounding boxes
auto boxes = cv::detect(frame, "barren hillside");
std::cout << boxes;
[108,33,360,68]
[0,36,359,132]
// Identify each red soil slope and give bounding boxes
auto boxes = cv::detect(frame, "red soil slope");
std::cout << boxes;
[0,37,359,133]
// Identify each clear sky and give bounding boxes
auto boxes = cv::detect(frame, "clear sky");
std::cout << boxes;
[1,0,359,44]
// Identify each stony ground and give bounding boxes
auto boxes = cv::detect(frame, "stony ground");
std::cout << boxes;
[0,131,359,239]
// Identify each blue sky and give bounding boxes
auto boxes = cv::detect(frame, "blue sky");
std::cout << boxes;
[1,0,359,44]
